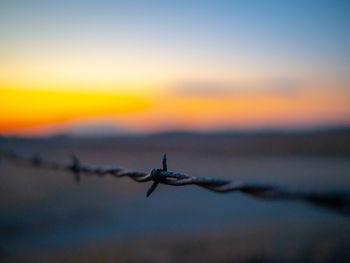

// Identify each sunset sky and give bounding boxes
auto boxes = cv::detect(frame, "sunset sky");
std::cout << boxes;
[1,0,349,136]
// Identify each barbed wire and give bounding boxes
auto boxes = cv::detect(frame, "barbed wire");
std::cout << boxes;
[1,149,350,216]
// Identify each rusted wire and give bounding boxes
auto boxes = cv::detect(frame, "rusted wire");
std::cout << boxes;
[1,149,349,215]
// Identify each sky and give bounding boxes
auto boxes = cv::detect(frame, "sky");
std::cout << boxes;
[0,0,349,136]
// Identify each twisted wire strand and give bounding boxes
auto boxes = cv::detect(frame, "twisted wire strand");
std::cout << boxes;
[1,149,349,215]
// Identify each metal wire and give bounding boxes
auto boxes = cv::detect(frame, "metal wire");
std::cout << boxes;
[1,149,350,216]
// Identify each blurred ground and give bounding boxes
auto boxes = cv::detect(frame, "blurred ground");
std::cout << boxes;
[1,131,350,262]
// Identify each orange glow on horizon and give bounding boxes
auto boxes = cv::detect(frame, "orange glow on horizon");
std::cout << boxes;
[1,85,349,136]
[0,87,150,132]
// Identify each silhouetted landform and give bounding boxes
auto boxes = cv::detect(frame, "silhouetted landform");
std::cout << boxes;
[1,127,350,156]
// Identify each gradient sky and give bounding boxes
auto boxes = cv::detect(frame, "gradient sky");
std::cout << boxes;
[1,0,349,136]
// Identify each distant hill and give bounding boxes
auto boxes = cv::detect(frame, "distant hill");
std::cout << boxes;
[1,127,350,156]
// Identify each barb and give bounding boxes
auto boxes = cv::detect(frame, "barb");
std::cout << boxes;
[1,149,350,216]
[146,154,167,197]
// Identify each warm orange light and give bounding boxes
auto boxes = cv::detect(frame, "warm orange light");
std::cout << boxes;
[0,87,150,132]
[1,84,350,136]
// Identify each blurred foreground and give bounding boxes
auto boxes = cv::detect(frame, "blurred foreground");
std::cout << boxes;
[1,130,350,262]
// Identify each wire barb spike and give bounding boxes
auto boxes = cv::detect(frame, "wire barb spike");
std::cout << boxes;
[162,153,167,171]
[146,153,168,197]
[70,153,81,184]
